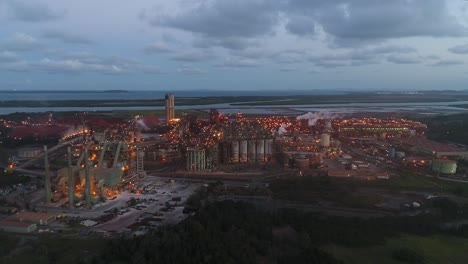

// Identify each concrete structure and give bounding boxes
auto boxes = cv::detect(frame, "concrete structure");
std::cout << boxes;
[44,145,51,204]
[186,148,206,171]
[165,93,175,124]
[432,159,457,175]
[16,146,42,159]
[11,211,57,225]
[0,219,37,233]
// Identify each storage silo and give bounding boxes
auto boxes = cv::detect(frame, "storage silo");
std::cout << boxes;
[321,134,331,147]
[231,141,239,163]
[239,140,248,162]
[256,139,265,162]
[265,139,273,160]
[248,140,256,162]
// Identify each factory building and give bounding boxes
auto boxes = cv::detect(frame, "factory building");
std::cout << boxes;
[393,137,468,159]
[165,93,175,124]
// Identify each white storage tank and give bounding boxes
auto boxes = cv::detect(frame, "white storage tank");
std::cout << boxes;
[321,134,331,147]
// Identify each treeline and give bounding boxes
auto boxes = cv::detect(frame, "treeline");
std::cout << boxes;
[95,198,468,264]
[418,113,468,145]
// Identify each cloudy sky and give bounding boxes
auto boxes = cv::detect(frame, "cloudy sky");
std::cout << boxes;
[1,0,468,91]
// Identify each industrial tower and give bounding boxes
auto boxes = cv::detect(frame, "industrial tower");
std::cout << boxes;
[165,93,175,124]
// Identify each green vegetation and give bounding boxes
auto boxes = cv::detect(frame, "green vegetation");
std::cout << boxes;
[417,113,468,145]
[326,235,468,264]
[0,235,105,264]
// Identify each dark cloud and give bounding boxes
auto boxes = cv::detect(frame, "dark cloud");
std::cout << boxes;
[448,44,468,54]
[7,0,64,22]
[147,0,467,50]
[430,60,464,67]
[147,0,282,50]
[287,0,467,44]
[43,30,94,45]
[285,15,316,36]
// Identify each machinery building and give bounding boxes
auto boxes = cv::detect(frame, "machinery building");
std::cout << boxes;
[165,93,175,124]
[432,159,457,175]
[186,148,207,171]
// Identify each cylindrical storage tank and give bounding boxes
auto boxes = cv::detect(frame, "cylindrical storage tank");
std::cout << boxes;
[432,159,457,174]
[389,147,395,158]
[231,141,239,163]
[239,140,248,162]
[325,120,332,130]
[395,151,405,159]
[265,139,273,160]
[256,139,265,162]
[248,140,256,162]
[321,134,330,147]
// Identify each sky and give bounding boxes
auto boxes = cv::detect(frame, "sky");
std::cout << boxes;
[0,0,468,91]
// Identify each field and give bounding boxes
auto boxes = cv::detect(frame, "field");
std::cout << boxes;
[326,235,468,264]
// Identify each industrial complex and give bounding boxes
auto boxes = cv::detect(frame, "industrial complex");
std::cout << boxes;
[1,93,468,236]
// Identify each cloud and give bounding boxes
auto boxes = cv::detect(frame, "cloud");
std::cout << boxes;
[0,52,161,75]
[176,64,204,75]
[387,54,422,64]
[448,44,468,54]
[0,51,19,62]
[143,42,173,54]
[43,30,94,45]
[285,15,316,36]
[172,51,213,62]
[287,0,468,45]
[216,57,259,68]
[147,0,281,50]
[1,33,42,52]
[430,60,464,67]
[6,0,64,22]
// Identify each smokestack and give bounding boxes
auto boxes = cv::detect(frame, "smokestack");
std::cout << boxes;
[84,147,91,207]
[44,145,51,204]
[67,147,74,208]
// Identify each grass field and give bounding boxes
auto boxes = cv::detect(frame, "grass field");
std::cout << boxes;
[326,234,468,264]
